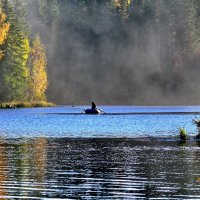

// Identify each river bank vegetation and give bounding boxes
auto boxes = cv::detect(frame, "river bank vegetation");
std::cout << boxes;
[0,0,49,107]
[0,101,55,109]
[1,1,200,105]
[178,118,200,142]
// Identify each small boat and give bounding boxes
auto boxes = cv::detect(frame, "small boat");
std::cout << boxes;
[84,102,103,114]
[84,108,102,114]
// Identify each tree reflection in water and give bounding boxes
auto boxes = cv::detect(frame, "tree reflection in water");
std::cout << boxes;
[0,138,199,199]
[0,139,7,197]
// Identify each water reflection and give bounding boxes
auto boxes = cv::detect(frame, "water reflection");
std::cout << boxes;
[0,138,47,199]
[0,139,7,198]
[0,138,199,199]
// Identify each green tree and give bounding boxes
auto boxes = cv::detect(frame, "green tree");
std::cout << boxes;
[0,0,30,101]
[12,0,30,36]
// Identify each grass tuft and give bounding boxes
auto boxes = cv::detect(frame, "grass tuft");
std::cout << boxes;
[179,128,187,141]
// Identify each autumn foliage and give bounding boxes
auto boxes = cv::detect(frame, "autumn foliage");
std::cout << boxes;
[0,10,10,59]
[0,1,48,103]
[28,36,48,101]
[113,0,131,17]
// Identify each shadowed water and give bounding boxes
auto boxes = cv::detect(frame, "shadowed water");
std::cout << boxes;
[0,106,200,199]
[0,138,200,199]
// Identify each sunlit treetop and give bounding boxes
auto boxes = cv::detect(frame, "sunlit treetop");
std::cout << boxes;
[113,0,131,17]
[28,35,48,101]
[114,0,131,6]
[0,9,10,59]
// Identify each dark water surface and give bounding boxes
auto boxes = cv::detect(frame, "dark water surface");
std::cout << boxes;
[0,138,200,199]
[1,106,200,199]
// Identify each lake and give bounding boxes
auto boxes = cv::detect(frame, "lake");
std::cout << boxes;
[0,105,200,199]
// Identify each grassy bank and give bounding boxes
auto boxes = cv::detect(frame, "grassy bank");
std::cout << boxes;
[0,101,55,109]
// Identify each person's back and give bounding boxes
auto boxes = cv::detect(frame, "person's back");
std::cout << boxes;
[84,102,102,114]
[91,102,96,109]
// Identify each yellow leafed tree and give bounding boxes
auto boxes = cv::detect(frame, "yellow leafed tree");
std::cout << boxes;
[0,10,10,60]
[28,35,48,101]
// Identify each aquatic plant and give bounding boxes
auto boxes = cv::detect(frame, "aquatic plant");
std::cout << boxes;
[179,128,187,141]
[193,118,200,139]
[193,118,200,127]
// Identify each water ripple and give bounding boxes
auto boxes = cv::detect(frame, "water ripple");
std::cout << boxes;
[0,135,199,198]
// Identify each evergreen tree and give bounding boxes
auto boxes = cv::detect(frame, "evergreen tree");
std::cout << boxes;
[12,0,30,36]
[0,0,30,101]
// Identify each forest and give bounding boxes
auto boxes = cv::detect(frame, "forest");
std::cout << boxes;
[1,0,200,105]
[0,0,48,104]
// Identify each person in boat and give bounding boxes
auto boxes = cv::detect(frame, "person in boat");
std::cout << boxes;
[91,102,96,110]
[85,101,101,114]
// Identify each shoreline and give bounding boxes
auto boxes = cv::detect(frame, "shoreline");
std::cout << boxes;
[0,101,55,109]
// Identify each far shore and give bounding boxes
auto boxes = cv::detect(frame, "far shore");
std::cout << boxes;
[0,101,55,109]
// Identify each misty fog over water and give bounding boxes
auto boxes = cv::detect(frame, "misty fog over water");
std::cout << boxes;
[25,0,200,105]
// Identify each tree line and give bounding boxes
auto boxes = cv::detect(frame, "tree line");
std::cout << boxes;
[1,0,200,104]
[0,0,47,102]
[34,0,200,104]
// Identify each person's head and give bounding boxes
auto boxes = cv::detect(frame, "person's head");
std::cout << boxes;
[91,102,96,108]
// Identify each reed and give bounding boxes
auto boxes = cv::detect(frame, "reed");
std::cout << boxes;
[179,128,187,141]
[193,118,200,139]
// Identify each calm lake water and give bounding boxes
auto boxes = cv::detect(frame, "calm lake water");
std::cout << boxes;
[1,106,200,199]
